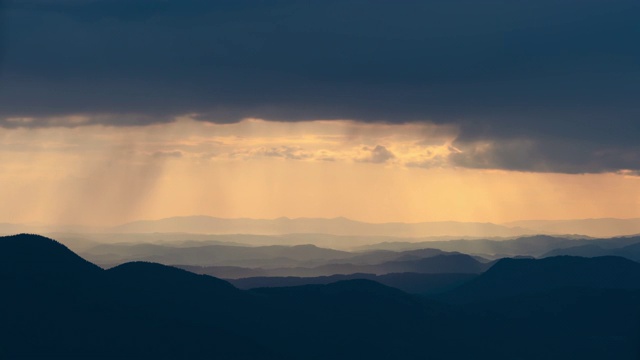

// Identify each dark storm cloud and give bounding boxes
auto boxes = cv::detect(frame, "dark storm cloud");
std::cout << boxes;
[450,139,640,174]
[0,0,639,173]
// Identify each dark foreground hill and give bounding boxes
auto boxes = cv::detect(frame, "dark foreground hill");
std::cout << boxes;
[443,255,640,302]
[0,235,278,359]
[1,234,639,360]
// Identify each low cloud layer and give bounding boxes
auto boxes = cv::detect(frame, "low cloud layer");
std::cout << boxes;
[0,119,454,169]
[2,119,639,226]
[0,0,638,174]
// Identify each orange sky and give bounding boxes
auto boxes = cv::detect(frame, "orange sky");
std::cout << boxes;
[1,118,639,226]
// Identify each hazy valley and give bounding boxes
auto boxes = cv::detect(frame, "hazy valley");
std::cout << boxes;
[3,217,640,359]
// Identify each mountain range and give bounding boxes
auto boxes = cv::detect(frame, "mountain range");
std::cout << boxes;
[73,234,640,279]
[2,233,640,359]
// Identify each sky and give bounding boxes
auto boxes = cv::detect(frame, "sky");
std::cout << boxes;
[0,0,639,226]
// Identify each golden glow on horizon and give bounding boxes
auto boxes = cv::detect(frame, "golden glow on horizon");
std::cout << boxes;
[0,118,639,226]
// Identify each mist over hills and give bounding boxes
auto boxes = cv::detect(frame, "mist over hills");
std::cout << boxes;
[79,241,489,275]
[177,253,489,279]
[111,215,535,238]
[358,235,640,257]
[4,217,640,257]
[70,233,640,280]
[542,241,640,262]
[505,218,640,238]
[81,243,354,268]
[2,233,640,359]
[98,215,640,238]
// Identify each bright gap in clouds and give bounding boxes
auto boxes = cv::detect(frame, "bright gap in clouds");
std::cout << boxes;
[0,118,638,226]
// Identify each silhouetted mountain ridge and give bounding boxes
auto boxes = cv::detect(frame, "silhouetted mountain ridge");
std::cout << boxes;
[2,233,640,359]
[444,255,640,302]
